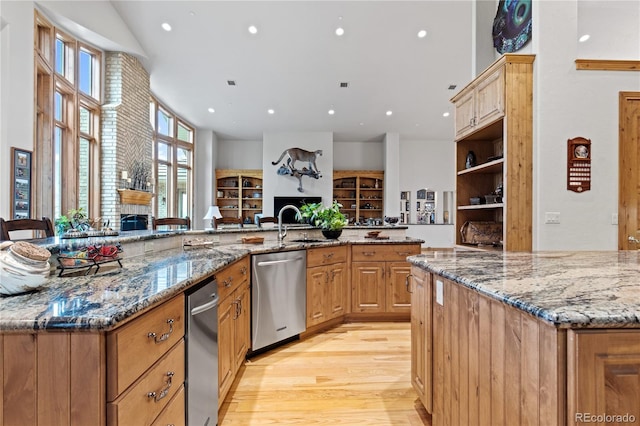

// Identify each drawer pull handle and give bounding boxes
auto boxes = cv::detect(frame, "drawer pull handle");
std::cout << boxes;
[397,251,411,256]
[323,252,334,259]
[148,319,174,343]
[362,252,376,256]
[223,277,233,287]
[147,371,174,402]
[240,266,247,275]
[405,274,413,293]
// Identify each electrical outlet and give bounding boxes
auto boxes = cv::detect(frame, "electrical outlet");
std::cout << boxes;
[612,213,618,225]
[545,212,560,224]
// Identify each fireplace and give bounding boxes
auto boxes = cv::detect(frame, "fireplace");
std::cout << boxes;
[120,214,148,231]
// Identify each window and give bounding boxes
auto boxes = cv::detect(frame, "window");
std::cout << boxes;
[34,12,101,223]
[150,99,194,220]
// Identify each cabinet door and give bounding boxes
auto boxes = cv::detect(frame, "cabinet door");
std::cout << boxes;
[351,262,385,313]
[386,262,412,313]
[233,283,250,371]
[474,67,504,128]
[307,265,329,327]
[217,295,234,405]
[569,330,640,426]
[410,268,431,413]
[454,89,476,140]
[328,262,348,319]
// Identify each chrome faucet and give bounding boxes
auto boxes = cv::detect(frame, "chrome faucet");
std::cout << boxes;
[277,204,301,244]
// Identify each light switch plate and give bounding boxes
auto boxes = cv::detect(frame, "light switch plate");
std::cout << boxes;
[436,280,444,306]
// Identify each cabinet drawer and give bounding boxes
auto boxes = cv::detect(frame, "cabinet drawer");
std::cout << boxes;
[307,245,347,267]
[351,244,420,262]
[217,257,249,301]
[151,383,185,426]
[108,340,185,426]
[107,294,185,400]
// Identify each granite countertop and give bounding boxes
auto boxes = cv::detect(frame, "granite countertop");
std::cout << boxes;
[0,235,421,332]
[408,250,640,329]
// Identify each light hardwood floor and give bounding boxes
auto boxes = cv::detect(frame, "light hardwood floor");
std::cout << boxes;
[219,322,432,425]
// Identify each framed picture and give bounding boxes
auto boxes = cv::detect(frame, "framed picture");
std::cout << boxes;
[11,148,32,219]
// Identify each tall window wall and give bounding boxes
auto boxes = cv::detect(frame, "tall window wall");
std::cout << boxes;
[34,11,101,222]
[150,99,194,220]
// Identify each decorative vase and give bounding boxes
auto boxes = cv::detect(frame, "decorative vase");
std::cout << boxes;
[321,229,342,240]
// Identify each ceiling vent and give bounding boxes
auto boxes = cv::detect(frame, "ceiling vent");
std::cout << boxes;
[227,80,236,86]
[339,82,349,88]
[448,84,457,90]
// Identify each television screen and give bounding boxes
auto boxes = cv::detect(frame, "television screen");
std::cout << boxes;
[273,196,322,224]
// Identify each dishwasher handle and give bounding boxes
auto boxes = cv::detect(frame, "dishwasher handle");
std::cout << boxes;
[257,257,304,267]
[191,293,220,316]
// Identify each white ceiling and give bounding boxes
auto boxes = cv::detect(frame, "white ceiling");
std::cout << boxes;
[107,1,475,142]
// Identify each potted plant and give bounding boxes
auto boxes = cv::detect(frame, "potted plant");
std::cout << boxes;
[297,201,348,239]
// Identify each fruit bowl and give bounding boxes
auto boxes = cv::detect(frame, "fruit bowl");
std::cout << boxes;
[384,216,400,226]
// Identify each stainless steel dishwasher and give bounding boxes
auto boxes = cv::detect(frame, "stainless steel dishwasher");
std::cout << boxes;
[251,250,306,351]
[185,278,219,426]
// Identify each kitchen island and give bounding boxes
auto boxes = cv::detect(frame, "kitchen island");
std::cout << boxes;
[408,250,640,426]
[0,230,421,426]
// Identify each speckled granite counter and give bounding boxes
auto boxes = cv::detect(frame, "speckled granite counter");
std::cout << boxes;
[0,235,421,332]
[408,250,640,328]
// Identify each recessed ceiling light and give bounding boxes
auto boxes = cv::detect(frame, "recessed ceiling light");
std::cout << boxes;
[386,110,393,116]
[248,25,258,35]
[417,30,427,38]
[359,122,364,126]
[443,112,450,117]
[579,34,590,42]
[161,22,172,32]
[267,109,275,115]
[189,11,195,16]
[208,107,215,113]
[335,27,345,36]
[328,109,335,115]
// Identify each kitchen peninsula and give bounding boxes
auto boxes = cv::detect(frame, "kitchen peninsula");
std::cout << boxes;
[408,251,640,426]
[0,227,421,425]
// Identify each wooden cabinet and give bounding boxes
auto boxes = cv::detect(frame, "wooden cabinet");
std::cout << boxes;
[410,267,432,414]
[428,273,564,426]
[333,170,384,224]
[217,256,250,406]
[306,245,348,327]
[215,169,263,224]
[451,54,534,251]
[106,294,186,426]
[568,330,640,426]
[351,244,420,317]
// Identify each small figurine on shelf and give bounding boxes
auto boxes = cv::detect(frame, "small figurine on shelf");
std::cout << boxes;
[465,151,477,168]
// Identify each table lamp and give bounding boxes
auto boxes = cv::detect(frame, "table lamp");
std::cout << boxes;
[203,206,222,229]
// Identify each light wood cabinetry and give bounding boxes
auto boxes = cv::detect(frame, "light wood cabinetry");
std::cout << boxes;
[421,270,565,426]
[451,54,534,251]
[333,170,384,223]
[215,169,263,223]
[410,266,432,414]
[106,294,186,426]
[217,256,250,406]
[306,245,348,327]
[351,244,420,317]
[568,330,640,426]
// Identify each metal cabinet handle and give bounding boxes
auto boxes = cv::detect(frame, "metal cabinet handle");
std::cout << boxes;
[405,274,413,293]
[147,371,174,402]
[362,252,376,256]
[397,251,411,256]
[240,266,247,275]
[325,271,329,283]
[323,252,334,259]
[223,277,233,287]
[232,300,240,320]
[148,319,174,343]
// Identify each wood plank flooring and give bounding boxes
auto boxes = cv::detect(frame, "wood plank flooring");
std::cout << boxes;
[219,322,432,425]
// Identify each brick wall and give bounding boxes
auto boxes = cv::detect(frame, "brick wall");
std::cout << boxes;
[101,53,153,230]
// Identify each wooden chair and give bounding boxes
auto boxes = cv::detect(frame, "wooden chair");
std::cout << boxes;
[214,217,243,229]
[258,216,278,228]
[152,217,191,230]
[0,217,55,241]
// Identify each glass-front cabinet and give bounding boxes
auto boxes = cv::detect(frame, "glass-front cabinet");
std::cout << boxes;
[333,170,384,224]
[215,169,263,224]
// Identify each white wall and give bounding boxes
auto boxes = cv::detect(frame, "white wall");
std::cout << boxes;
[333,141,383,170]
[0,1,34,221]
[194,130,217,229]
[532,0,640,250]
[216,139,262,170]
[262,132,333,216]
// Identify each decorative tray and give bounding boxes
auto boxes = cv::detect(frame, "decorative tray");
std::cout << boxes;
[56,243,123,276]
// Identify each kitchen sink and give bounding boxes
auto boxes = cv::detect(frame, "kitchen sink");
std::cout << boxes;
[289,238,325,243]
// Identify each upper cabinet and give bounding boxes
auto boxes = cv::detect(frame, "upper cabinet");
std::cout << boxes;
[333,170,384,224]
[215,169,263,224]
[451,54,535,251]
